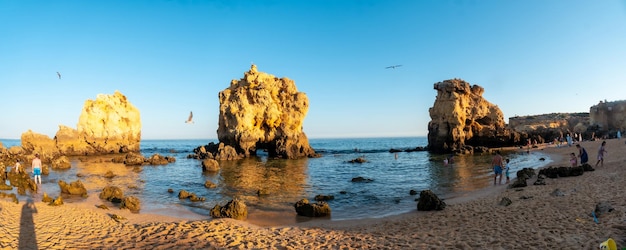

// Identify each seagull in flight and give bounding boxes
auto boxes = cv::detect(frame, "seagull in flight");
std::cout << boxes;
[385,65,402,69]
[185,111,194,124]
[57,72,62,79]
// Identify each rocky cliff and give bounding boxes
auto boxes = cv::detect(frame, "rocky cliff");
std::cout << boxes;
[590,100,626,136]
[75,91,141,153]
[212,64,317,159]
[427,79,518,153]
[508,113,590,142]
[20,91,141,159]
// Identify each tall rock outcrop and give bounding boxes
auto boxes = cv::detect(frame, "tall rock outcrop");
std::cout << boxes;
[20,91,141,158]
[75,91,141,153]
[214,64,317,159]
[427,79,517,153]
[590,100,626,136]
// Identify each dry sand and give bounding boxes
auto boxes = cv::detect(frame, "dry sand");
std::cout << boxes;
[1,139,625,249]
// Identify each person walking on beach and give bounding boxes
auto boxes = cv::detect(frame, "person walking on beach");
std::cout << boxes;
[492,150,504,185]
[576,144,588,165]
[32,153,42,185]
[596,141,607,167]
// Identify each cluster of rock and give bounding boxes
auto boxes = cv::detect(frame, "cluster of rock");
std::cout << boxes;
[99,185,141,212]
[1,169,37,197]
[178,190,206,202]
[538,163,595,178]
[0,91,144,175]
[112,152,176,166]
[509,164,595,189]
[193,65,318,160]
[42,192,64,206]
[18,91,142,160]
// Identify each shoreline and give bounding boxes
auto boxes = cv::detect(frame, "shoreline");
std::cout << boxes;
[1,139,624,248]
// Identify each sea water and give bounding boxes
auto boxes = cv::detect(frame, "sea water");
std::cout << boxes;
[0,137,552,221]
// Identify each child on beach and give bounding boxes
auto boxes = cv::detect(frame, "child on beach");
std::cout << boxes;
[570,153,578,167]
[596,141,607,167]
[32,154,42,185]
[492,151,504,185]
[504,158,511,184]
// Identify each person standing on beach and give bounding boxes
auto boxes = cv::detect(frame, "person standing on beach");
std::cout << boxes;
[492,150,504,185]
[32,153,42,185]
[576,144,588,165]
[596,141,607,167]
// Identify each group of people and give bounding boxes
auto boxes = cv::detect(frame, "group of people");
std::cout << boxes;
[493,140,608,186]
[572,141,607,168]
[491,141,607,185]
[3,153,42,185]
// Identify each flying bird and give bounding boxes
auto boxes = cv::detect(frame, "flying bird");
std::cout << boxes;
[385,65,402,69]
[185,111,194,124]
[57,72,62,79]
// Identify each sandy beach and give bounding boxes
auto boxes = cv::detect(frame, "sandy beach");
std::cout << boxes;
[1,139,625,249]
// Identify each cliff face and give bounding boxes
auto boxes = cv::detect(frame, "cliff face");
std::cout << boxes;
[216,65,317,159]
[76,91,142,153]
[590,100,626,133]
[427,79,515,153]
[21,91,141,159]
[508,113,590,142]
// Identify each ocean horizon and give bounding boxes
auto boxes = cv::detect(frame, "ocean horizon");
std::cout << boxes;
[0,137,553,222]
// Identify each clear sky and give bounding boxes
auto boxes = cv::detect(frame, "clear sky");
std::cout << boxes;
[1,0,625,140]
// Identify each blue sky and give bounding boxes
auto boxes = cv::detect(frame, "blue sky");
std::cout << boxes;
[1,0,625,140]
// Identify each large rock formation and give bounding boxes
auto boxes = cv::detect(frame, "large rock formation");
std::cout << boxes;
[427,79,518,153]
[589,100,626,137]
[212,65,317,159]
[20,91,141,158]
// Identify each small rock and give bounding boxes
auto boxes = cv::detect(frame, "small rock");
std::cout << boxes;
[96,204,109,210]
[110,214,126,222]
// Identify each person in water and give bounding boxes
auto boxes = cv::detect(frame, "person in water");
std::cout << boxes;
[32,153,42,185]
[492,150,504,185]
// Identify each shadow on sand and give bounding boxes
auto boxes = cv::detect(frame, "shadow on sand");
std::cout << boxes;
[19,198,38,250]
